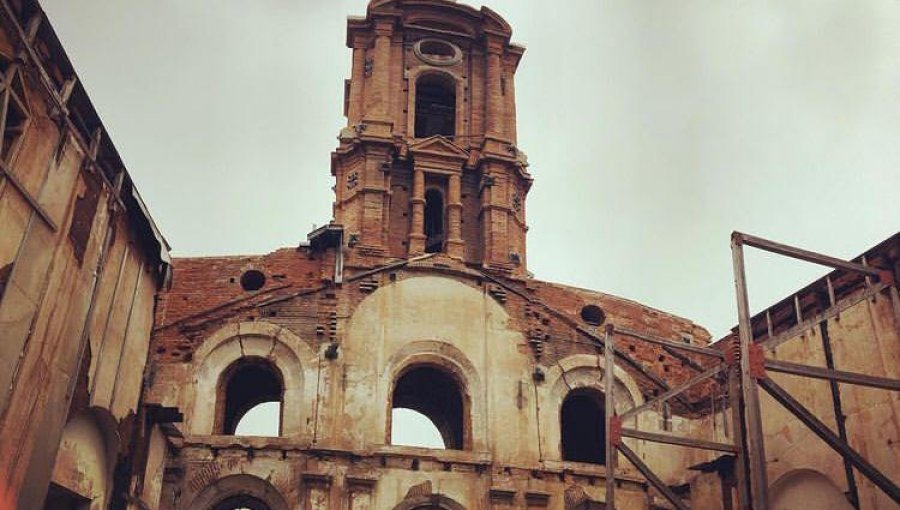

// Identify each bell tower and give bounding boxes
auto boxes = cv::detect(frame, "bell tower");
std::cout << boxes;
[330,0,531,276]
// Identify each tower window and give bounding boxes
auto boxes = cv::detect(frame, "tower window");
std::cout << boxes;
[415,74,455,138]
[561,388,606,464]
[424,188,444,253]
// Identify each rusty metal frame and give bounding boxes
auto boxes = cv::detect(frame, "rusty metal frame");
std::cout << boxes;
[604,324,739,510]
[603,232,898,510]
[730,231,900,509]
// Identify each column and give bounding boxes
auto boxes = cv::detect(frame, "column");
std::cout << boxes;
[446,172,464,259]
[407,167,425,255]
[347,45,365,124]
[363,18,393,131]
[484,40,504,138]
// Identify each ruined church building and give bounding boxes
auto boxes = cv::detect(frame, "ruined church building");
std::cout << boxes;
[0,0,897,509]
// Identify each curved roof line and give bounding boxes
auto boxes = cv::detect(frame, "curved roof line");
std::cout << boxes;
[367,0,513,37]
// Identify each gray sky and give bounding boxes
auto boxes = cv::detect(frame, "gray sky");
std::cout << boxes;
[40,0,899,344]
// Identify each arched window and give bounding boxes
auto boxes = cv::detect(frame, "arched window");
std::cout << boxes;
[560,388,606,464]
[414,74,456,138]
[391,365,467,450]
[424,188,444,253]
[216,357,283,436]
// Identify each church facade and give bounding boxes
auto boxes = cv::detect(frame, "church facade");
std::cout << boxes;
[0,1,896,509]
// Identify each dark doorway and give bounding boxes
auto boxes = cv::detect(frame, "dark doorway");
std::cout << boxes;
[561,388,606,464]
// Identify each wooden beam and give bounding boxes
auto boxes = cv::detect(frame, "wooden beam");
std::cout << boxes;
[731,233,770,509]
[613,326,725,359]
[764,358,900,391]
[621,428,737,453]
[604,326,617,509]
[734,231,884,279]
[621,364,724,421]
[618,442,689,510]
[761,282,888,350]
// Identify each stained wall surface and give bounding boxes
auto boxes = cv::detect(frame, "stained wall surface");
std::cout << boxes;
[0,1,169,507]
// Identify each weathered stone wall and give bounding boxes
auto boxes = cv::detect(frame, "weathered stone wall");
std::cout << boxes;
[146,245,718,509]
[0,1,168,507]
[760,284,899,509]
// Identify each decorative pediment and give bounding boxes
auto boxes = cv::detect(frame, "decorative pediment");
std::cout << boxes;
[409,135,470,161]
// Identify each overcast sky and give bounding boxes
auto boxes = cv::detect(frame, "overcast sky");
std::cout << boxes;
[40,0,899,343]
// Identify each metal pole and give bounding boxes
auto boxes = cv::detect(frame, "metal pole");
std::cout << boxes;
[605,325,616,509]
[618,442,689,510]
[736,232,883,279]
[820,321,860,508]
[728,363,751,509]
[731,232,769,509]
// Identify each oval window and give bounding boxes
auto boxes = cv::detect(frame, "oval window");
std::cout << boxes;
[414,39,462,66]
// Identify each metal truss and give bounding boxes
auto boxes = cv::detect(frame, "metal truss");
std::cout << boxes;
[603,232,899,510]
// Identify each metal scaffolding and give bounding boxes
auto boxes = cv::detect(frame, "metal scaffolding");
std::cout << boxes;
[602,231,900,510]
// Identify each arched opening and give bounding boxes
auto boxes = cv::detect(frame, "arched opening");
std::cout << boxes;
[414,74,456,138]
[424,188,445,253]
[44,409,118,510]
[391,365,467,450]
[770,470,854,510]
[212,495,271,510]
[560,388,606,464]
[216,357,283,436]
[189,475,289,510]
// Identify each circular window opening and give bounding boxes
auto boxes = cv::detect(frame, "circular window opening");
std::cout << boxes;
[580,305,605,326]
[240,270,266,291]
[414,39,462,66]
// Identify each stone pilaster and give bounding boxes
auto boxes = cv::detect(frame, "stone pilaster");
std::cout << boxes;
[446,172,464,259]
[408,167,426,255]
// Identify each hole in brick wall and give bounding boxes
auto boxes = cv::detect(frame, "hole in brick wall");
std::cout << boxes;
[628,345,636,352]
[580,305,605,326]
[561,388,606,464]
[240,270,266,291]
[229,277,235,283]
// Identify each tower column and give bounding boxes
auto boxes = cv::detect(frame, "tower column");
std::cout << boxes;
[347,44,365,124]
[408,167,426,255]
[485,39,505,139]
[363,18,394,135]
[446,172,464,259]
